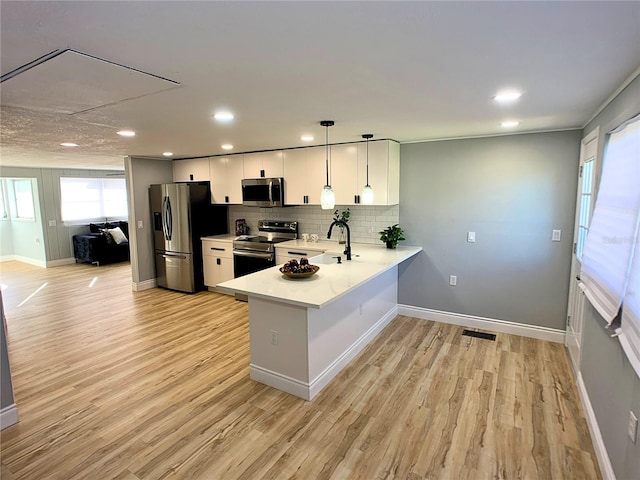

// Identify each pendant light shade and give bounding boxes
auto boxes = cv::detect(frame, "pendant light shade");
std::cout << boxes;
[361,134,374,205]
[320,120,335,210]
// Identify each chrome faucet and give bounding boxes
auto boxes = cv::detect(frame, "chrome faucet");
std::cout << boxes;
[327,220,352,261]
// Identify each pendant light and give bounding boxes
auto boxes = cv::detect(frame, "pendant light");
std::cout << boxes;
[361,134,374,205]
[320,120,336,210]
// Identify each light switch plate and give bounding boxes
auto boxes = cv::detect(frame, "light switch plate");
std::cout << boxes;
[137,220,144,229]
[552,229,562,242]
[449,275,457,286]
[48,220,56,227]
[467,231,476,243]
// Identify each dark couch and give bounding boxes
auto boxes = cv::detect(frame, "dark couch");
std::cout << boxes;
[73,221,130,266]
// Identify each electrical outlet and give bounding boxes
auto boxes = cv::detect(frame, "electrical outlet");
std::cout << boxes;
[449,275,457,286]
[271,331,278,346]
[48,220,56,227]
[629,411,638,443]
[368,226,373,234]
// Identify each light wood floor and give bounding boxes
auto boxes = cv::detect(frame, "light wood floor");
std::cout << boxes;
[0,261,600,479]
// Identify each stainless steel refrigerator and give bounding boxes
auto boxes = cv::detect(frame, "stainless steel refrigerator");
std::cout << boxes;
[150,182,228,293]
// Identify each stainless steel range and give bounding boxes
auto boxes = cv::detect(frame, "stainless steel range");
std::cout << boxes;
[233,220,298,278]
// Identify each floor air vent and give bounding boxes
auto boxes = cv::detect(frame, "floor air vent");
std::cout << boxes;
[462,329,496,341]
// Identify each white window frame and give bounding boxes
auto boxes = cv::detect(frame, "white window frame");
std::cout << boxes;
[59,177,128,225]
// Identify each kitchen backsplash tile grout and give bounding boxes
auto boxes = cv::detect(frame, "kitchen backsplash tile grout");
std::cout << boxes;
[228,204,399,245]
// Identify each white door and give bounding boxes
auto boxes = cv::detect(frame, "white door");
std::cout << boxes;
[566,127,599,372]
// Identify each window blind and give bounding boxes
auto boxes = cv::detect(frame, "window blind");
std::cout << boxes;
[580,114,640,377]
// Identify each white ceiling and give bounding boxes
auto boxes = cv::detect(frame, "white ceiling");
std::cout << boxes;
[1,1,639,171]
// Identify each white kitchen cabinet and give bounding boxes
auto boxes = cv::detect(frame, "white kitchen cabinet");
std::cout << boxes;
[275,244,327,265]
[210,155,244,204]
[202,239,234,289]
[283,146,326,205]
[173,158,210,182]
[356,140,400,205]
[314,140,400,206]
[244,151,284,178]
[329,143,359,205]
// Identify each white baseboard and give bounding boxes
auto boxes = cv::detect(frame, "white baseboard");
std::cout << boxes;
[11,256,46,268]
[398,305,566,344]
[250,305,398,401]
[0,255,16,263]
[132,279,156,292]
[46,257,75,267]
[0,403,19,430]
[250,365,312,400]
[576,372,615,480]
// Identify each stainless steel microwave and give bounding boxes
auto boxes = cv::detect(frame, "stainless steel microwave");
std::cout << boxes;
[241,177,285,207]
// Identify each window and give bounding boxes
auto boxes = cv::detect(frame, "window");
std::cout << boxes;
[580,113,640,376]
[0,182,7,219]
[576,159,595,260]
[13,179,35,219]
[60,177,128,223]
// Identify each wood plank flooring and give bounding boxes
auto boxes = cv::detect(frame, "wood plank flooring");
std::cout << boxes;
[0,260,601,479]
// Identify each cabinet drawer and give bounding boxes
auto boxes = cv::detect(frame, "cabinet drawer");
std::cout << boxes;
[202,240,233,258]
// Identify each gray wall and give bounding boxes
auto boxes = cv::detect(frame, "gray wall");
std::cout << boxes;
[0,166,125,264]
[398,131,581,329]
[124,156,173,285]
[579,72,640,479]
[1,294,15,412]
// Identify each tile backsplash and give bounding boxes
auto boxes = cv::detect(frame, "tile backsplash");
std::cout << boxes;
[228,204,399,245]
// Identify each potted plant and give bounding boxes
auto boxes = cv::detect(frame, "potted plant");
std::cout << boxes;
[379,224,405,249]
[333,208,350,244]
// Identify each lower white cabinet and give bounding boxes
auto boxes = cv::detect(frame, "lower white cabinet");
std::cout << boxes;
[202,239,234,289]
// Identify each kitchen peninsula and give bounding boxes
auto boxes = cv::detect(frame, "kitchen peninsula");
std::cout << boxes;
[217,243,421,400]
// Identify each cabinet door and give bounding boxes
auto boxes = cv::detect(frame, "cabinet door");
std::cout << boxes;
[209,157,228,204]
[305,146,327,205]
[283,149,308,205]
[203,255,234,286]
[262,151,284,177]
[330,144,358,205]
[226,156,245,204]
[173,158,210,182]
[243,152,263,178]
[357,140,389,205]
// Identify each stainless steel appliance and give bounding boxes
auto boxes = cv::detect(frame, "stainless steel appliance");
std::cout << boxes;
[150,182,228,293]
[233,220,298,278]
[241,177,285,207]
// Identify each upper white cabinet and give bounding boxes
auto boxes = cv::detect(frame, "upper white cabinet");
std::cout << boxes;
[244,151,284,178]
[283,146,326,205]
[357,140,400,205]
[326,140,399,206]
[210,156,244,204]
[173,158,211,182]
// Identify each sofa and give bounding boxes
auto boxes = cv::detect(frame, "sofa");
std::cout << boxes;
[73,221,130,266]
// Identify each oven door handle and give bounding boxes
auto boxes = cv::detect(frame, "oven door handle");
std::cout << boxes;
[233,250,274,260]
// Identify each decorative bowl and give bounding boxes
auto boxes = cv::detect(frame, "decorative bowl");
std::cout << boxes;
[279,265,320,278]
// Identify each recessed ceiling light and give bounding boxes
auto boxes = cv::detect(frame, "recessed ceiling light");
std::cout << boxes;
[301,135,314,142]
[221,144,234,150]
[213,112,234,122]
[163,152,174,157]
[117,130,136,137]
[494,91,522,103]
[60,142,78,147]
[501,121,520,128]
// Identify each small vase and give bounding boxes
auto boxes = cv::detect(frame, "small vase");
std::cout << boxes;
[338,227,346,244]
[386,241,396,249]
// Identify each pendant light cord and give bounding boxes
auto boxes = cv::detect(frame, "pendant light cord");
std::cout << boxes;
[366,136,370,185]
[325,124,330,186]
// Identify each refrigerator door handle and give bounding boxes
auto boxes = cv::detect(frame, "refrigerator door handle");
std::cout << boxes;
[163,195,172,241]
[161,253,187,260]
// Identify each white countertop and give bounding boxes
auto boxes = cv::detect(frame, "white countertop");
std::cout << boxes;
[201,234,238,242]
[217,243,422,309]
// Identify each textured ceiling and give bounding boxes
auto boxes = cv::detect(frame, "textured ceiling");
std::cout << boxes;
[1,1,639,171]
